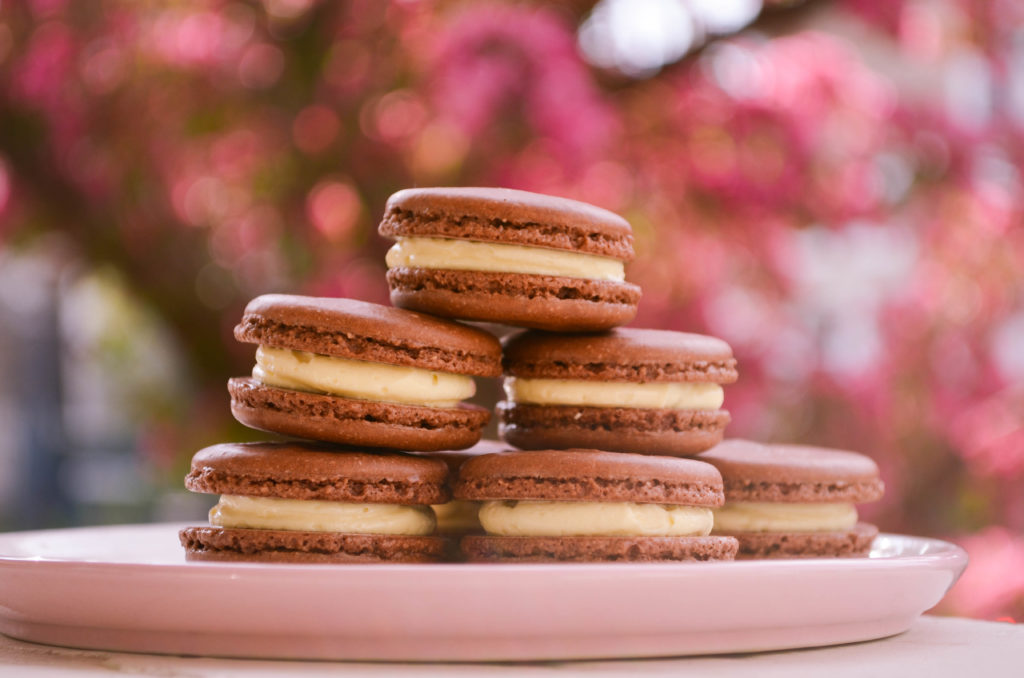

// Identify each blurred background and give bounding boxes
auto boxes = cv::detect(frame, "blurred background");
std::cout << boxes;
[0,0,1021,620]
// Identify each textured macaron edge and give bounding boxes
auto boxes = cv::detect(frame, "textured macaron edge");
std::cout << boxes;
[698,440,885,503]
[184,441,451,504]
[227,377,491,452]
[180,527,447,563]
[234,294,502,377]
[454,449,725,507]
[727,523,879,559]
[498,403,730,457]
[386,268,641,332]
[501,329,738,383]
[460,535,739,563]
[379,187,635,261]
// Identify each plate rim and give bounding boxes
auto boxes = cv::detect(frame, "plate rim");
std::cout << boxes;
[0,522,968,573]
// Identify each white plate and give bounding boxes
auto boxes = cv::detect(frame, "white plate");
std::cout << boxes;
[0,523,966,661]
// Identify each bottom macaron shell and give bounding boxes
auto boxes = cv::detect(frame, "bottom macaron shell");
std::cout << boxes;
[460,535,739,563]
[228,377,489,451]
[498,403,730,456]
[387,268,640,332]
[726,522,879,559]
[179,527,447,563]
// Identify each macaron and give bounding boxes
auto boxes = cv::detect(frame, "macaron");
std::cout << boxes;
[454,449,738,562]
[698,439,885,558]
[498,329,738,456]
[379,187,641,331]
[228,294,502,451]
[179,442,450,563]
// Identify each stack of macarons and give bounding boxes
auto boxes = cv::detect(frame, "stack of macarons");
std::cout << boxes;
[180,296,504,562]
[180,185,884,564]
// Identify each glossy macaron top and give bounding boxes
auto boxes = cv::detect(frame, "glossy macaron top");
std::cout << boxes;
[234,294,502,377]
[454,449,725,507]
[185,442,451,504]
[698,439,885,504]
[379,187,635,261]
[502,328,738,383]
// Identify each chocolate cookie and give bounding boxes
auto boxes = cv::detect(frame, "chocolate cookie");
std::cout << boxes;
[454,449,738,562]
[229,294,501,450]
[499,329,738,456]
[179,442,450,563]
[697,439,885,558]
[379,187,641,331]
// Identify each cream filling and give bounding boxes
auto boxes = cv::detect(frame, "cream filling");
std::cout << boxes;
[209,495,436,535]
[253,345,475,408]
[712,502,858,534]
[478,500,714,537]
[431,499,483,533]
[504,377,724,410]
[385,237,625,282]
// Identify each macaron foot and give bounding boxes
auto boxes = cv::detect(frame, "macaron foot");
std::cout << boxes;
[180,527,447,563]
[460,535,739,563]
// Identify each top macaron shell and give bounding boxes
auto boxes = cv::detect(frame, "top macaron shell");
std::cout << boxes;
[234,294,502,376]
[698,439,885,503]
[380,187,636,260]
[379,187,642,332]
[455,449,725,507]
[501,328,739,383]
[185,442,452,504]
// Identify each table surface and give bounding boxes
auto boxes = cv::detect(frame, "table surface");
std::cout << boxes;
[1,616,1021,676]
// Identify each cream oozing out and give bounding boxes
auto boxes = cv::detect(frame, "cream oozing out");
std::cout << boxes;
[503,377,724,410]
[712,501,858,534]
[385,237,625,282]
[209,495,436,535]
[477,500,713,537]
[253,345,475,408]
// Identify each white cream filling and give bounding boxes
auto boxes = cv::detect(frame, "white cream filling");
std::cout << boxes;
[209,495,436,535]
[712,502,858,534]
[478,500,714,537]
[253,345,475,408]
[503,377,724,410]
[431,499,483,533]
[385,237,625,282]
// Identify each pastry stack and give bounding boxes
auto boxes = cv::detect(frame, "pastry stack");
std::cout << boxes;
[180,187,883,563]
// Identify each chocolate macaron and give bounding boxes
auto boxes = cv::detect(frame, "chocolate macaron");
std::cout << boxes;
[228,294,501,451]
[499,329,738,456]
[179,442,451,563]
[454,449,738,562]
[699,440,885,558]
[379,187,641,331]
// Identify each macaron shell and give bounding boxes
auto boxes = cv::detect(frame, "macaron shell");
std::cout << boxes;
[234,294,501,377]
[698,439,885,503]
[726,523,879,559]
[184,441,450,504]
[386,268,640,332]
[454,449,724,506]
[380,186,635,260]
[460,535,738,563]
[502,328,738,383]
[180,527,447,563]
[498,402,731,457]
[228,377,491,452]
